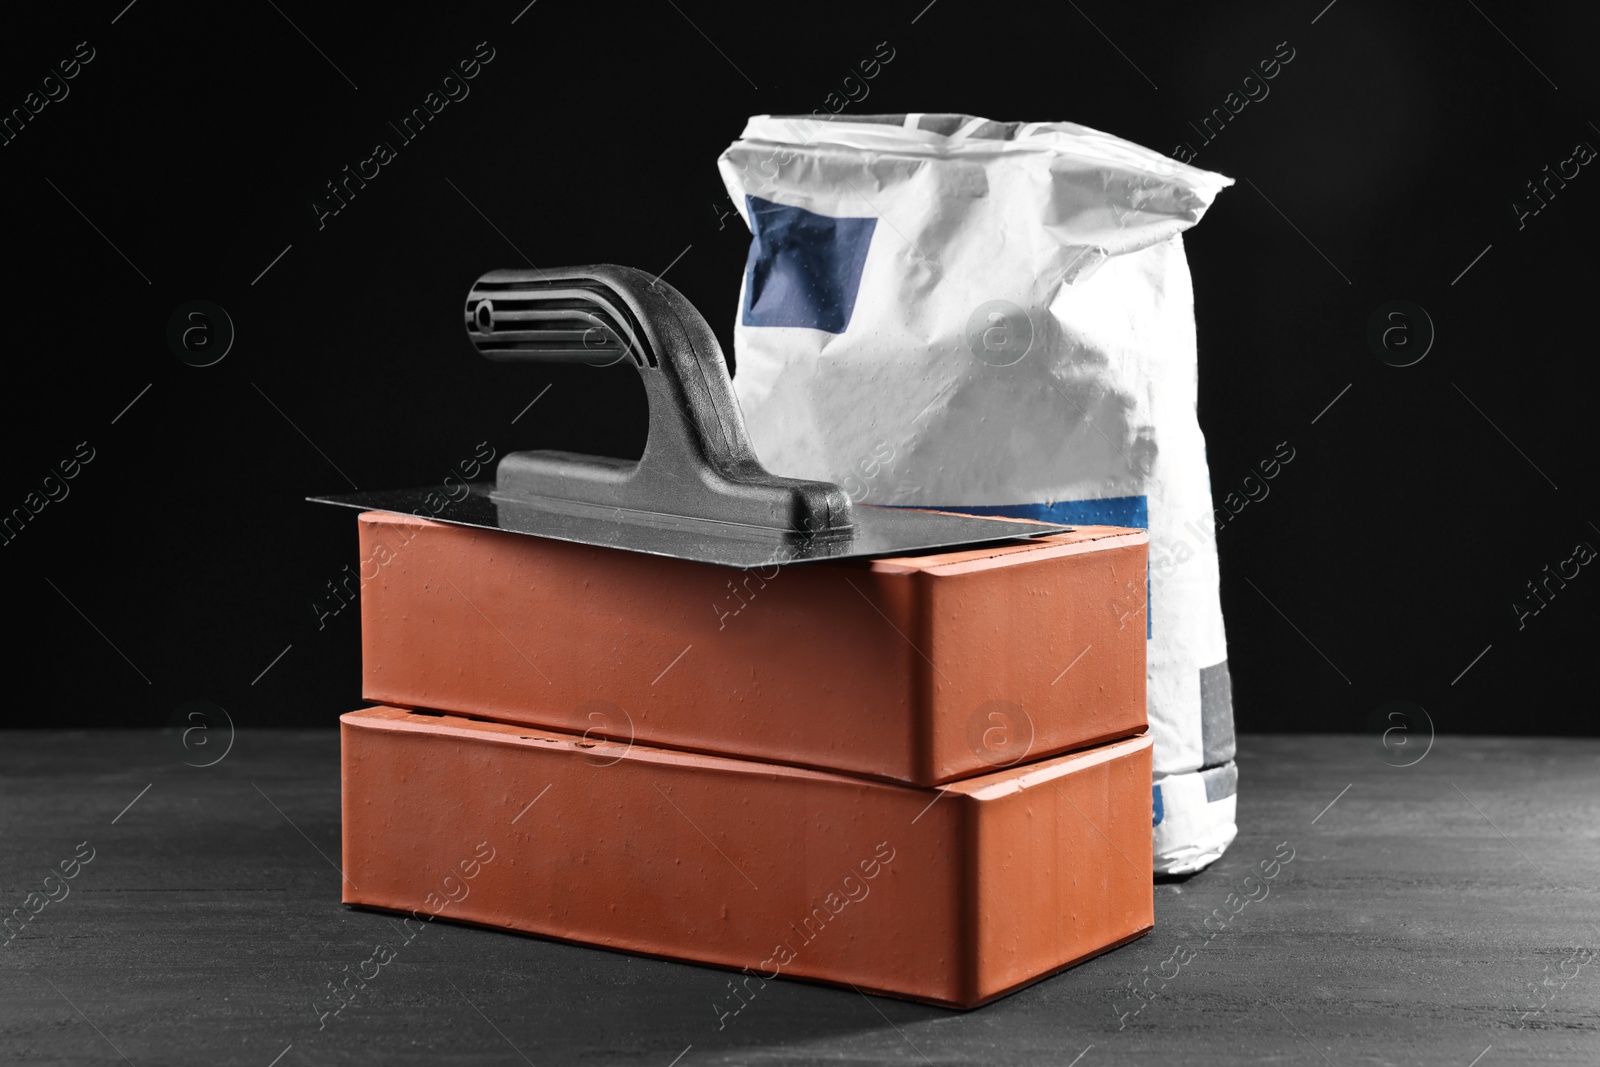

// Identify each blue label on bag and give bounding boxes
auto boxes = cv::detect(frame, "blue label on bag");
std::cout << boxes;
[1152,783,1164,827]
[742,196,876,334]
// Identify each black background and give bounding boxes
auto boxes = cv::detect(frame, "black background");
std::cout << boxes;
[3,1,1595,734]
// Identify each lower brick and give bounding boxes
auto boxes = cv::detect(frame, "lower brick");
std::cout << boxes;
[341,707,1153,1008]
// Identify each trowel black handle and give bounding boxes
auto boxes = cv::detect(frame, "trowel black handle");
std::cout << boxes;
[466,270,651,368]
[463,265,854,539]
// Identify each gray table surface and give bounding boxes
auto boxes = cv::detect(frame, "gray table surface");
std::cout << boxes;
[1,732,1596,1066]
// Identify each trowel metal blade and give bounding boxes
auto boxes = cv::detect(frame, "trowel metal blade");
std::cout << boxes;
[308,484,1072,568]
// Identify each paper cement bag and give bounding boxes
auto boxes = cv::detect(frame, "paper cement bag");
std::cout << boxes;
[718,114,1236,875]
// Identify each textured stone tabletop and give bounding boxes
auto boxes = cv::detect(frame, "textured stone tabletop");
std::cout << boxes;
[1,731,1595,1065]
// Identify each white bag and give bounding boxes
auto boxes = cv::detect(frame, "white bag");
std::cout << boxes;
[718,113,1236,875]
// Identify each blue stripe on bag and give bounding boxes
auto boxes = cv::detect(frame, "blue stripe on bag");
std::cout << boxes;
[950,496,1147,529]
[741,196,876,334]
[936,496,1151,638]
[1152,783,1164,827]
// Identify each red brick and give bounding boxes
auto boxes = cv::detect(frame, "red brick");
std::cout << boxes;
[356,512,1146,784]
[341,707,1153,1008]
